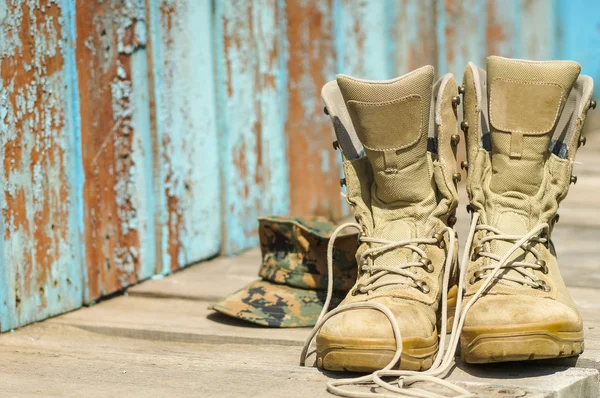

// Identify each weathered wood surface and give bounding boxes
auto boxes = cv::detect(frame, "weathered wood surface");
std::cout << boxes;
[1,321,598,396]
[146,0,221,271]
[0,0,83,331]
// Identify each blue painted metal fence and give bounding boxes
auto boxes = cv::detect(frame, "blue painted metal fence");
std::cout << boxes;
[0,0,597,331]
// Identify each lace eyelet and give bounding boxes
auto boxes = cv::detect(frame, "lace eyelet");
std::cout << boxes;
[471,246,482,261]
[433,233,445,249]
[469,270,483,284]
[536,260,548,274]
[419,258,434,273]
[416,280,430,294]
[537,280,551,292]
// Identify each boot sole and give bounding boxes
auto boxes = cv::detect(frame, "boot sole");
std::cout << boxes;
[316,331,438,372]
[461,321,584,364]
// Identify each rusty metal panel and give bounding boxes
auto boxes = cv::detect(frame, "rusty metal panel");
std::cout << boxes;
[76,0,156,301]
[214,0,289,255]
[0,0,83,331]
[485,0,520,58]
[146,0,221,271]
[394,0,438,74]
[285,0,343,221]
[520,0,554,61]
[335,0,395,79]
[436,0,487,77]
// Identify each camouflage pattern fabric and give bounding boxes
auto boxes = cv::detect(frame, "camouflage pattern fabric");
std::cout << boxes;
[210,216,359,327]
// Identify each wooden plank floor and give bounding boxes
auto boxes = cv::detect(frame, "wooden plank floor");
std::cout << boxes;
[1,129,599,396]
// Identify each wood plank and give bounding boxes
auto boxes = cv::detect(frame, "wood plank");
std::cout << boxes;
[49,295,310,346]
[2,321,598,397]
[0,0,83,331]
[214,1,289,254]
[285,0,342,221]
[0,322,331,398]
[128,248,260,302]
[75,0,156,301]
[146,0,221,272]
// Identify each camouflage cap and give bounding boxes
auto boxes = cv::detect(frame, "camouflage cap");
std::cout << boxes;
[210,216,359,327]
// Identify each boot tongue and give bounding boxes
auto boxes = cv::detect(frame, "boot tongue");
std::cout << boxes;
[487,56,580,196]
[336,66,434,205]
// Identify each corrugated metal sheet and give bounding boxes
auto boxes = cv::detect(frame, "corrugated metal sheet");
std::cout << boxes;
[286,0,341,224]
[0,0,83,330]
[147,0,221,271]
[0,0,597,330]
[214,1,290,254]
[75,0,155,302]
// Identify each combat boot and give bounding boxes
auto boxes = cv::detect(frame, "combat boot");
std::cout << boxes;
[313,66,461,372]
[460,56,594,363]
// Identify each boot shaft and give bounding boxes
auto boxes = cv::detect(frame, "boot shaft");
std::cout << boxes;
[463,56,594,231]
[321,67,460,303]
[462,56,594,297]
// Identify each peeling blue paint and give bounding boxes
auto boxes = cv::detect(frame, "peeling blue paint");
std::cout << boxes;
[0,0,83,331]
[60,0,85,307]
[215,1,289,255]
[130,44,156,280]
[148,0,222,269]
[335,0,394,80]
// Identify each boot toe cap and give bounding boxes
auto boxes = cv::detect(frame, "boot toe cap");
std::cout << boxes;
[463,294,582,330]
[318,296,436,341]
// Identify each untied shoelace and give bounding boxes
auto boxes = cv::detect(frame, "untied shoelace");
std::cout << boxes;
[300,212,549,398]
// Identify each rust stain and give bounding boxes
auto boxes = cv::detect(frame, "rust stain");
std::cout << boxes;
[0,1,73,313]
[76,0,145,299]
[444,0,458,68]
[486,0,507,56]
[157,0,182,272]
[222,14,233,98]
[285,0,340,220]
[143,0,164,275]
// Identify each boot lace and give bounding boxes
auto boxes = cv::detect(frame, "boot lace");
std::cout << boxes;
[300,212,549,397]
[355,232,445,295]
[469,225,549,291]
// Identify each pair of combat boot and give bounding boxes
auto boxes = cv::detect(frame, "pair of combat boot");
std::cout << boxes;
[301,56,594,396]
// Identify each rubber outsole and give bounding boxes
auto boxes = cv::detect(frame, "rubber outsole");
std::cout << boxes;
[460,322,584,364]
[316,331,438,372]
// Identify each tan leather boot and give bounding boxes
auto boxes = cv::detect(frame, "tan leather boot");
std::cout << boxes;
[316,67,461,372]
[460,56,594,363]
